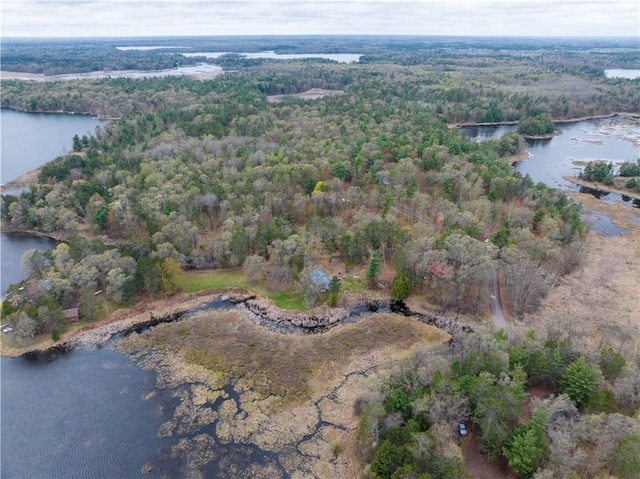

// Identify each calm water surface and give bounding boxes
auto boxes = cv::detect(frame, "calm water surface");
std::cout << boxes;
[2,111,175,478]
[182,51,362,63]
[462,116,640,234]
[604,69,640,79]
[1,109,105,182]
[1,234,58,296]
[1,346,174,479]
[462,116,639,190]
[1,110,104,294]
[515,117,639,190]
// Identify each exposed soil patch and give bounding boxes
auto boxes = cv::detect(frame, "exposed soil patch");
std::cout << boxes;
[267,88,344,103]
[461,423,515,479]
[519,387,560,424]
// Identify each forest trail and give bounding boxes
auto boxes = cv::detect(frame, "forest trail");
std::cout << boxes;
[490,266,510,336]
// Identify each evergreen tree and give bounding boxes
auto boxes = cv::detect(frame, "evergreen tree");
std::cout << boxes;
[367,251,382,286]
[72,134,82,152]
[391,270,411,301]
[561,357,600,407]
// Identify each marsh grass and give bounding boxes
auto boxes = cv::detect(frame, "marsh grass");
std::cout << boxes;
[121,310,449,406]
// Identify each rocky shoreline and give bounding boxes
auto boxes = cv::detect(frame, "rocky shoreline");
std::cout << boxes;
[1,287,470,358]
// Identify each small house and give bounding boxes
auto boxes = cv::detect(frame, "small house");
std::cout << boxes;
[62,308,80,324]
[310,269,330,292]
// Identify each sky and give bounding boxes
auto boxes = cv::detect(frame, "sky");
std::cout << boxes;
[1,0,639,38]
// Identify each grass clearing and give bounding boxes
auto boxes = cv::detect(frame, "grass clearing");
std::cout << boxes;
[176,269,247,292]
[262,289,308,311]
[177,269,310,310]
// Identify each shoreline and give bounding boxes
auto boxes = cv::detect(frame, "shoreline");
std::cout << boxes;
[521,129,562,140]
[0,105,117,121]
[0,289,251,358]
[448,111,637,129]
[0,287,467,358]
[507,149,531,165]
[564,176,640,201]
[0,166,41,189]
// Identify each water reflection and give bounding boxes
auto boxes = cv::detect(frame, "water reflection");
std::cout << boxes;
[524,136,553,147]
[578,185,610,199]
[461,124,517,142]
[461,116,640,195]
[583,212,631,237]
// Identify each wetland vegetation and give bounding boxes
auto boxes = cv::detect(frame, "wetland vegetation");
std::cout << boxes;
[1,35,639,478]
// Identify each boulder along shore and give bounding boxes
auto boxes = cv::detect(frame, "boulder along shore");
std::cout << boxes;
[0,288,471,358]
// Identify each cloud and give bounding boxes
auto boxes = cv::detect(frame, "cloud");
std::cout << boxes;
[1,0,638,37]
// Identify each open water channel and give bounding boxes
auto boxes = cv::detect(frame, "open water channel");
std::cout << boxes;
[1,109,638,477]
[462,115,640,235]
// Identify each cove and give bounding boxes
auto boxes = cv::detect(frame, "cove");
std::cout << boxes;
[1,233,58,297]
[0,108,105,183]
[462,115,639,193]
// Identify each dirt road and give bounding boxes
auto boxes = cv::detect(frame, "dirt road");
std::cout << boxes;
[490,266,510,335]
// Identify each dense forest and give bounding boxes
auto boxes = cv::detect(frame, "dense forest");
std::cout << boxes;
[1,36,639,477]
[3,36,639,337]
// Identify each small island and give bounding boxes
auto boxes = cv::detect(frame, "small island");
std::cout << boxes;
[518,112,558,139]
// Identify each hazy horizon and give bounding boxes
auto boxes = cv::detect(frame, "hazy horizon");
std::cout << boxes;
[2,33,638,40]
[2,0,638,39]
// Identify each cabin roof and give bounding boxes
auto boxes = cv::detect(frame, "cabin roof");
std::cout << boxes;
[62,308,79,319]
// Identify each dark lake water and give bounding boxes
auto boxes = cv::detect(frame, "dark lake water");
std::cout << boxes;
[0,109,105,183]
[0,346,173,479]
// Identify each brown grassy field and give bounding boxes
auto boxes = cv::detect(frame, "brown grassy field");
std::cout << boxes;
[517,192,640,358]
